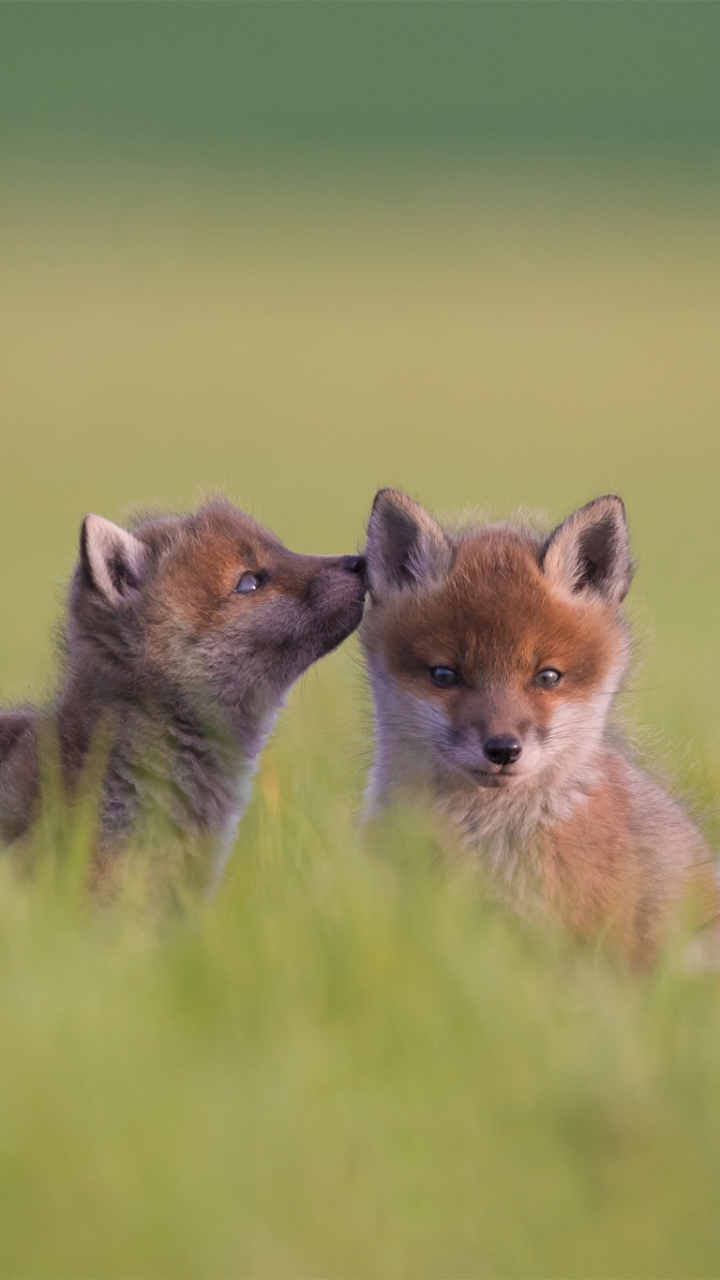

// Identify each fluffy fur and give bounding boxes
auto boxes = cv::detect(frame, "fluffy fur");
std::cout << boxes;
[0,500,366,886]
[362,488,717,965]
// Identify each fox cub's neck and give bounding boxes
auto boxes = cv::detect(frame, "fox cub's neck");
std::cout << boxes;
[57,667,268,852]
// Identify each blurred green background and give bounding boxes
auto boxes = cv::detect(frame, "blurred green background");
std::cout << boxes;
[1,2,719,742]
[2,10,720,1275]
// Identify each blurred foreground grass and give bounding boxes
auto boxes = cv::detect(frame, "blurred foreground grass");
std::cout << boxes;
[2,163,720,1276]
[2,665,720,1279]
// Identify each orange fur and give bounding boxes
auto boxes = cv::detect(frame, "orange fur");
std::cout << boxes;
[362,490,717,966]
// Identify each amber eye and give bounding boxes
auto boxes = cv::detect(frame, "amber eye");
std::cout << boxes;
[430,666,461,688]
[535,668,563,689]
[234,571,264,595]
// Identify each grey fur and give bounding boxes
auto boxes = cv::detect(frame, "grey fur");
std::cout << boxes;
[0,500,366,884]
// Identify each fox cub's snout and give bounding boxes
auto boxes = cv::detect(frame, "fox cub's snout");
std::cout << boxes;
[361,488,715,964]
[362,487,632,792]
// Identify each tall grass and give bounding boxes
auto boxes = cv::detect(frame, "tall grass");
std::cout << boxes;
[1,164,720,1276]
[2,664,720,1279]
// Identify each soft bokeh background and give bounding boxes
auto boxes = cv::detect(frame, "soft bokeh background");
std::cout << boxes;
[2,7,720,1277]
[2,4,720,739]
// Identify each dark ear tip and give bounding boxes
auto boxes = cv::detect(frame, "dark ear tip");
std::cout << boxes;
[370,487,405,515]
[565,494,628,532]
[368,483,409,519]
[79,515,92,556]
[592,493,627,515]
[78,515,94,588]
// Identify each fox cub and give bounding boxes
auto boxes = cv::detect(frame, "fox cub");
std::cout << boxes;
[362,488,716,964]
[0,500,366,885]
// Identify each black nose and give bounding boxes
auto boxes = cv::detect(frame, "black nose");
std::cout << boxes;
[483,736,522,767]
[341,554,366,578]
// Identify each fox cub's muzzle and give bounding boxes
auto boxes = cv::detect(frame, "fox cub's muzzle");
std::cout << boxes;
[340,555,366,578]
[301,553,367,655]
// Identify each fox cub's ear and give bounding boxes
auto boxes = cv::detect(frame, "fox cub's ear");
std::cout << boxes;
[365,489,453,595]
[80,515,147,606]
[542,495,633,603]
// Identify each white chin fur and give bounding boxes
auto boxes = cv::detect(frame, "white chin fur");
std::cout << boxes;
[461,771,526,789]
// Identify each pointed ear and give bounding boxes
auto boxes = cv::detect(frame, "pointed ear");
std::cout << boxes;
[80,515,147,605]
[365,489,453,595]
[541,495,633,603]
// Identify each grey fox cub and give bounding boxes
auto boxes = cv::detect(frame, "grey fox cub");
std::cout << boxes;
[0,500,366,886]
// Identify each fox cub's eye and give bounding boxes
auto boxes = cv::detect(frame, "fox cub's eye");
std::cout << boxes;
[235,571,264,595]
[535,668,563,689]
[430,666,461,688]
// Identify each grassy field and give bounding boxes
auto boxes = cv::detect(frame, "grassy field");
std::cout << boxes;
[2,163,720,1277]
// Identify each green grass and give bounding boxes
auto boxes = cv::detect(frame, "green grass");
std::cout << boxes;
[3,677,720,1279]
[2,163,720,1277]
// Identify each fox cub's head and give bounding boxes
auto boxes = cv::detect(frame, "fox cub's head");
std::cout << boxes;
[362,489,633,790]
[70,500,366,748]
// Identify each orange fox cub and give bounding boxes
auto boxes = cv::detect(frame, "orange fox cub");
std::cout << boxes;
[362,488,717,964]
